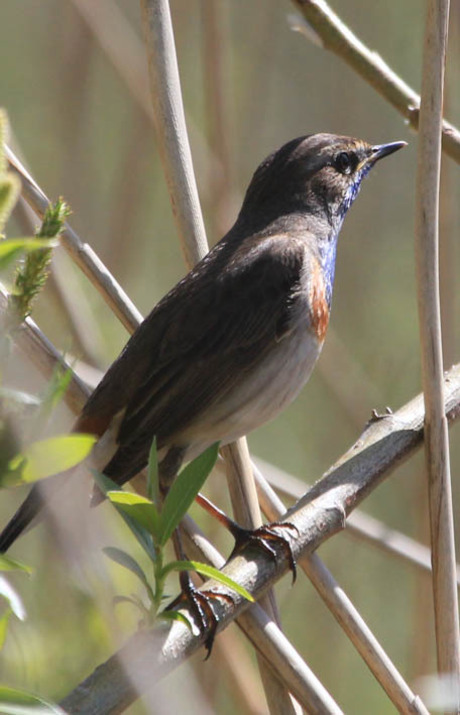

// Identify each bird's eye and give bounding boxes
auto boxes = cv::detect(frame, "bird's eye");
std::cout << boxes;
[335,152,353,174]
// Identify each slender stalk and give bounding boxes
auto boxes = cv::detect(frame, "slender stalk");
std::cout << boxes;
[6,146,143,333]
[139,0,208,268]
[414,0,460,702]
[253,464,429,714]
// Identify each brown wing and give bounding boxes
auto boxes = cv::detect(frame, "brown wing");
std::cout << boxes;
[80,233,307,482]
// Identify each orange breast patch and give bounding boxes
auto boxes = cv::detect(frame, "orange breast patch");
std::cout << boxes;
[309,259,330,342]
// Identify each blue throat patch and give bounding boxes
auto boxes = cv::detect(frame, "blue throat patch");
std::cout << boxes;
[319,164,372,307]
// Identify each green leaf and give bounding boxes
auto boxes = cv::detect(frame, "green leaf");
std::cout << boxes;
[0,554,33,575]
[37,366,73,420]
[36,198,70,239]
[92,472,156,561]
[158,609,192,630]
[159,443,219,546]
[147,436,159,505]
[112,594,150,619]
[0,237,57,272]
[6,433,96,485]
[107,491,159,541]
[164,560,254,602]
[0,575,26,620]
[103,546,149,587]
[0,686,65,714]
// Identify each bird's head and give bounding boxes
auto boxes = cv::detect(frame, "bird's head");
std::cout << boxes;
[238,133,406,237]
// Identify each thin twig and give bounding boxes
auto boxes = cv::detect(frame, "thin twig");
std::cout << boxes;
[221,441,301,715]
[253,464,429,714]
[253,458,460,585]
[290,0,460,163]
[140,0,208,268]
[12,196,103,366]
[414,0,460,700]
[6,146,143,334]
[68,0,219,198]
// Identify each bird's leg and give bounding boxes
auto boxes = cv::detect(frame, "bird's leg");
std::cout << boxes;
[195,493,298,583]
[160,448,234,657]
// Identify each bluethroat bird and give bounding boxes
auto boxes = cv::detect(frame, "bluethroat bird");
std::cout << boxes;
[0,133,405,555]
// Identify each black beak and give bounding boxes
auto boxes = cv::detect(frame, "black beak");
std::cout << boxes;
[370,141,407,163]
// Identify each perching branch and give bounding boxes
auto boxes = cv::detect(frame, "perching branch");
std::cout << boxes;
[60,364,460,714]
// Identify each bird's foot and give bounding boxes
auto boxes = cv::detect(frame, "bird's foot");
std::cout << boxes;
[229,521,299,583]
[195,493,298,583]
[166,568,235,658]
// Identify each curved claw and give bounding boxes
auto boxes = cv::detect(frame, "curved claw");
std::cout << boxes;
[230,521,298,584]
[166,570,236,658]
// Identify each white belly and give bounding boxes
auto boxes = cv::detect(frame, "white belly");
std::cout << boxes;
[180,326,323,459]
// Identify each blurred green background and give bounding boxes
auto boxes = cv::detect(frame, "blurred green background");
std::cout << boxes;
[0,0,459,713]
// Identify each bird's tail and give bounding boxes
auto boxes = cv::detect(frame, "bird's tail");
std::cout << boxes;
[0,485,42,553]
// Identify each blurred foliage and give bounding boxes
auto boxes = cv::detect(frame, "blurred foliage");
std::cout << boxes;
[0,1,458,713]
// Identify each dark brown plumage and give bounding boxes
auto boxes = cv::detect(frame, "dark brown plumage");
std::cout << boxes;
[0,133,406,552]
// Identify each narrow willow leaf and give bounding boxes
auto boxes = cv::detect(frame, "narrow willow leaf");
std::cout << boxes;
[159,443,219,546]
[92,472,156,561]
[7,433,96,485]
[159,610,192,630]
[37,366,73,420]
[0,575,26,620]
[164,560,254,602]
[0,554,33,575]
[107,491,159,540]
[0,686,65,714]
[0,237,56,272]
[113,594,150,619]
[103,546,150,589]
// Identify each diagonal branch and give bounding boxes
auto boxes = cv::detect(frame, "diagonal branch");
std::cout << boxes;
[5,146,143,333]
[60,364,460,714]
[291,0,460,163]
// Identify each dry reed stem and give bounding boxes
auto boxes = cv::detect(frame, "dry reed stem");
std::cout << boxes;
[6,146,143,334]
[414,0,460,701]
[252,464,429,714]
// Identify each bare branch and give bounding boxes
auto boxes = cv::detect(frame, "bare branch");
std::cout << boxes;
[140,0,208,268]
[5,147,143,334]
[291,0,460,163]
[59,363,460,714]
